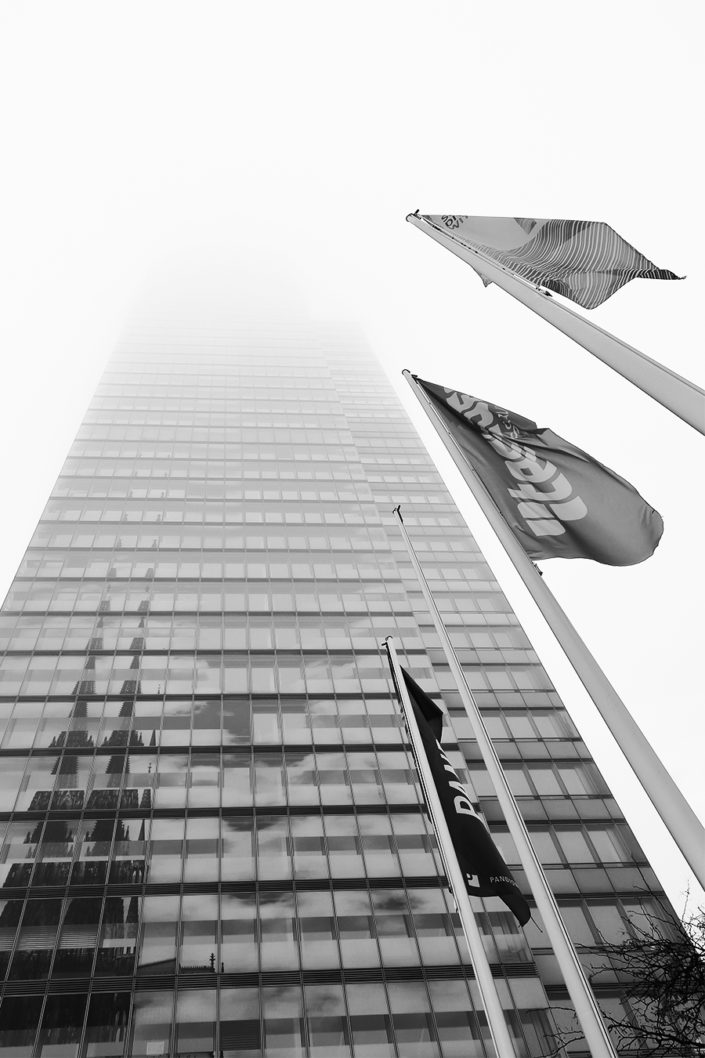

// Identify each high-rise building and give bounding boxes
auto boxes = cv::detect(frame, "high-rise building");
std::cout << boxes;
[0,321,674,1057]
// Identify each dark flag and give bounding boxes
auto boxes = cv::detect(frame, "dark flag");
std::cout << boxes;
[422,215,682,309]
[418,377,663,566]
[401,667,531,926]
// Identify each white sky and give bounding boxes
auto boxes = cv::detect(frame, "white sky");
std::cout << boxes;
[0,1,703,913]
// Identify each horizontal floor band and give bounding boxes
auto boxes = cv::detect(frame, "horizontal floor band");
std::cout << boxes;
[0,872,647,903]
[0,744,585,761]
[0,803,622,827]
[0,960,543,998]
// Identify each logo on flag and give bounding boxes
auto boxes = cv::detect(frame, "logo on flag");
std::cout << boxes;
[401,668,530,926]
[421,215,682,309]
[417,377,663,565]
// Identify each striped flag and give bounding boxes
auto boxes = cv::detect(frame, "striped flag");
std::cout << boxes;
[422,215,682,309]
[417,377,664,565]
[402,668,531,926]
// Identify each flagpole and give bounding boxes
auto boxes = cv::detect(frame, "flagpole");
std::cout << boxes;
[407,213,705,435]
[390,509,618,1058]
[384,636,519,1058]
[403,369,705,891]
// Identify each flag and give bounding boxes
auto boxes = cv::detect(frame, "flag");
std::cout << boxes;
[417,377,663,565]
[420,215,682,309]
[401,668,530,926]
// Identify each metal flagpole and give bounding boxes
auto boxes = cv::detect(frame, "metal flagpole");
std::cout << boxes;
[407,213,705,435]
[384,636,519,1058]
[391,508,619,1057]
[403,369,705,890]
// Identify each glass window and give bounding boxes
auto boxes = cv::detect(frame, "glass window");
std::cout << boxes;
[95,896,138,976]
[261,985,304,1055]
[526,830,559,864]
[221,818,255,881]
[138,894,179,974]
[10,899,61,980]
[305,983,349,1054]
[555,829,593,863]
[346,984,393,1057]
[429,978,486,1057]
[222,701,251,746]
[0,995,42,1054]
[53,897,101,976]
[221,893,258,972]
[558,764,601,796]
[174,989,217,1055]
[529,766,563,795]
[260,890,297,972]
[588,903,628,942]
[503,767,533,796]
[130,991,175,1055]
[36,994,87,1056]
[388,982,437,1054]
[589,827,630,863]
[559,905,595,946]
[219,987,261,1055]
[179,893,218,971]
[83,992,131,1057]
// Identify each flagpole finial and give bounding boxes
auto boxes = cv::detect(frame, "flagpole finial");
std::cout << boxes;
[392,505,403,522]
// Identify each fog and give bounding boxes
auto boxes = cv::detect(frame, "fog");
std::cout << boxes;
[0,0,702,910]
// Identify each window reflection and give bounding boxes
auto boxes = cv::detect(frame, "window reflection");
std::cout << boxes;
[260,892,297,972]
[257,815,291,881]
[179,893,218,972]
[219,817,254,880]
[130,990,174,1055]
[219,987,260,1057]
[262,984,304,1055]
[221,893,257,972]
[36,993,87,1057]
[84,992,130,1057]
[147,818,183,883]
[138,895,179,975]
[347,983,394,1058]
[96,896,139,975]
[388,981,438,1056]
[9,899,61,979]
[305,982,349,1055]
[174,988,216,1055]
[184,816,219,882]
[0,995,43,1054]
[428,979,487,1058]
[53,897,100,976]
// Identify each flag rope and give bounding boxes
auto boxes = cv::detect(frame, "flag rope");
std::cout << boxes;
[392,507,619,1058]
[403,369,705,890]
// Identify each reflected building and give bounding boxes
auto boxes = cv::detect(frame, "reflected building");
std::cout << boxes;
[0,320,675,1056]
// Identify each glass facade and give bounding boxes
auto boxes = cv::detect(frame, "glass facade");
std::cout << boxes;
[0,322,673,1056]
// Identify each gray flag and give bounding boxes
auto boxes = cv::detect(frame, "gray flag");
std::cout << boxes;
[418,377,664,565]
[423,215,682,309]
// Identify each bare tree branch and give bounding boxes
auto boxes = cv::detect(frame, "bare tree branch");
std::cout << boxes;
[540,902,705,1056]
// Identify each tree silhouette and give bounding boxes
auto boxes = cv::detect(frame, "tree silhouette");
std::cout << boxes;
[545,900,705,1056]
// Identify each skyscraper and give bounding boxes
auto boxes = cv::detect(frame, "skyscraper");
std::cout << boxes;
[0,320,674,1057]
